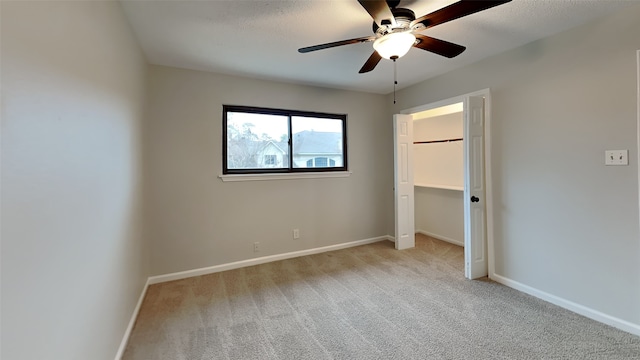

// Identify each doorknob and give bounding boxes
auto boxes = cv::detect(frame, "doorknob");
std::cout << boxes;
[470,196,480,203]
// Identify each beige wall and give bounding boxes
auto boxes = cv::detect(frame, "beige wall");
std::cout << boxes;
[392,4,640,326]
[413,112,464,188]
[145,65,392,275]
[415,187,464,246]
[1,1,148,359]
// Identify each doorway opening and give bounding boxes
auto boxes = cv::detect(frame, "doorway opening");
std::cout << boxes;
[413,102,465,248]
[394,89,493,279]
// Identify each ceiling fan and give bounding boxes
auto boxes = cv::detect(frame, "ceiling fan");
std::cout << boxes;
[298,0,512,73]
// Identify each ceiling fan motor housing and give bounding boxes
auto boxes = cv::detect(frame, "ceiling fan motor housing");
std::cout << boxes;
[372,8,416,35]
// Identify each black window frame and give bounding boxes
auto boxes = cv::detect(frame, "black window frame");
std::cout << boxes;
[223,105,348,175]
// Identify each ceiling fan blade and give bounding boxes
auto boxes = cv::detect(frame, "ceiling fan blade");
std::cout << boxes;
[298,36,376,53]
[411,0,511,30]
[359,51,382,73]
[414,34,466,58]
[358,0,396,27]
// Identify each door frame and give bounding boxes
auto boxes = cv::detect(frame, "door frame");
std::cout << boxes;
[400,88,494,279]
[636,50,640,244]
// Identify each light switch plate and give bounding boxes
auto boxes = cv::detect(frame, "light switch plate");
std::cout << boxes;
[605,150,628,166]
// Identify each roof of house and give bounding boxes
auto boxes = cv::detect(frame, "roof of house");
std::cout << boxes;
[260,140,288,154]
[293,131,342,154]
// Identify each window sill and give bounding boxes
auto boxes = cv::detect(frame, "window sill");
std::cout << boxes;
[219,171,352,182]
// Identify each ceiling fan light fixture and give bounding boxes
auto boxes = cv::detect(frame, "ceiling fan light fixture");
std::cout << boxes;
[373,32,416,60]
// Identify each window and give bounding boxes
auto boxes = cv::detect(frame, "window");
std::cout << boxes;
[264,155,277,165]
[306,157,335,167]
[223,105,347,174]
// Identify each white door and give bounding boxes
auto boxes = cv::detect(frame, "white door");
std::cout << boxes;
[464,96,488,279]
[394,114,415,250]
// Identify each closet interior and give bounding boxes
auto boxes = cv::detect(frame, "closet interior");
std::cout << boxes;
[413,104,465,247]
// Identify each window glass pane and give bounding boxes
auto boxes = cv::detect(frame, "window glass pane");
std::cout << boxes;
[226,112,289,169]
[292,117,343,169]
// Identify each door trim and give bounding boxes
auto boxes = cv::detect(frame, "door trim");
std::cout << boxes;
[401,88,494,279]
[637,50,640,247]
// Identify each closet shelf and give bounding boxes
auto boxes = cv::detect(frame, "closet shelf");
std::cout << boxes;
[414,183,464,191]
[414,137,463,144]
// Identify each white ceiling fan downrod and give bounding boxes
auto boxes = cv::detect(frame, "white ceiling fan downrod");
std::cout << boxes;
[392,56,398,104]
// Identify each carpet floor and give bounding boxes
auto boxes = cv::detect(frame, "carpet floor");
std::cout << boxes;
[122,234,640,359]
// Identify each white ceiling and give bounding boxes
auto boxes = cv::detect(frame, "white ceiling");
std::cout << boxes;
[120,0,636,94]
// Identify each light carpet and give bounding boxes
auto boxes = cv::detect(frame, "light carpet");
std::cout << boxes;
[122,234,640,359]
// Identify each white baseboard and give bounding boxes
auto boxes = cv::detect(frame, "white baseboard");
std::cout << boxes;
[148,236,391,285]
[416,229,464,247]
[114,277,150,360]
[491,274,640,337]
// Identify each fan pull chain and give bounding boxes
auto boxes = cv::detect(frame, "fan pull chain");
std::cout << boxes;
[393,58,397,104]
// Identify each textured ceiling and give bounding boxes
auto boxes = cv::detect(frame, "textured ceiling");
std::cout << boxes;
[120,0,635,94]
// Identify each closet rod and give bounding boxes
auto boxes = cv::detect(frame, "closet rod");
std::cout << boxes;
[413,137,463,145]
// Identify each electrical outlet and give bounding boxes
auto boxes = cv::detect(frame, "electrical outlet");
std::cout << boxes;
[253,242,260,252]
[293,229,300,239]
[605,150,628,166]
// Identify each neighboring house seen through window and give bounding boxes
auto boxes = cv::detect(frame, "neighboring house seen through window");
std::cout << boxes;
[223,105,347,174]
[306,157,335,167]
